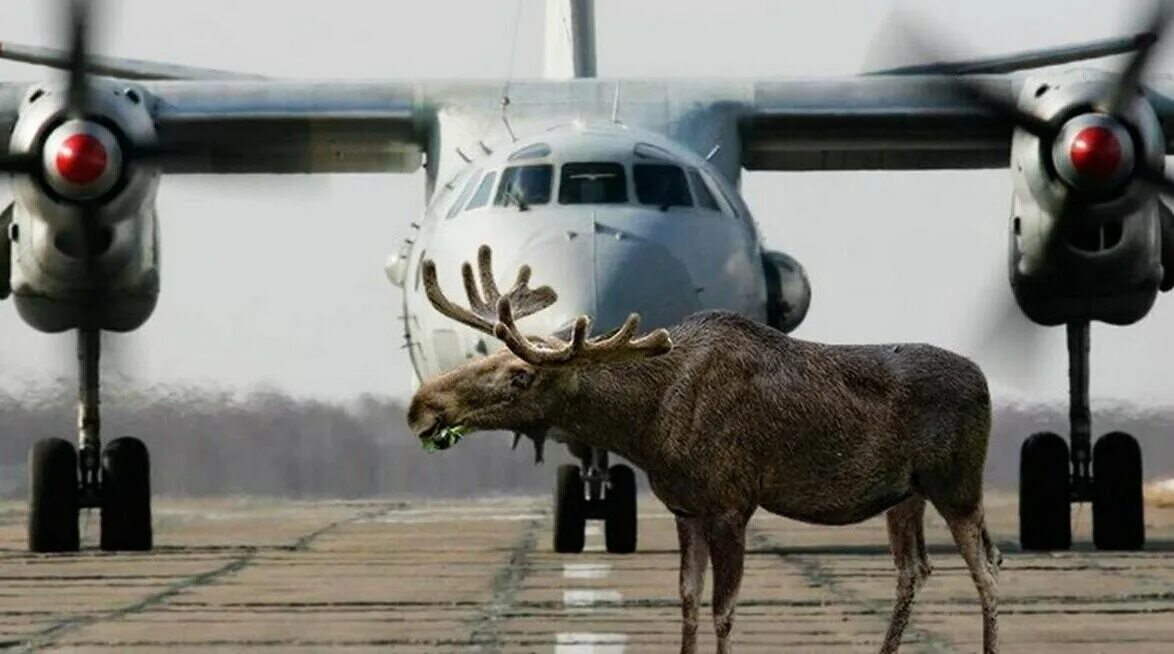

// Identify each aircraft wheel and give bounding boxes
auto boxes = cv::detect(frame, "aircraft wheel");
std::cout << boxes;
[1092,432,1144,551]
[605,464,637,554]
[100,437,153,551]
[1019,432,1071,551]
[28,438,80,553]
[553,464,585,553]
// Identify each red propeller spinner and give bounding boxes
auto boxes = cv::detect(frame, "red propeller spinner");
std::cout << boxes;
[1051,114,1135,192]
[40,120,122,200]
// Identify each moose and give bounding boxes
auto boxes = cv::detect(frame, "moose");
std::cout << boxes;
[408,245,999,654]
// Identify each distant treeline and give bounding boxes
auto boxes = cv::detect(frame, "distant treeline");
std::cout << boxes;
[0,385,1171,498]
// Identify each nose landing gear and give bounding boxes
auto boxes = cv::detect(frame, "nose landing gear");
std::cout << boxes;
[1018,322,1145,551]
[27,329,153,553]
[553,447,638,554]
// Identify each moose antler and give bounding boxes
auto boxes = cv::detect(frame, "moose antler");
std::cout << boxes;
[425,244,672,365]
[494,297,673,366]
[422,245,558,335]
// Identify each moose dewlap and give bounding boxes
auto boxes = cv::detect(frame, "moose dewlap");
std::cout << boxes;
[408,245,998,654]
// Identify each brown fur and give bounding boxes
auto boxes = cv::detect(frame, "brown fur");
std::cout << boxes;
[411,307,998,654]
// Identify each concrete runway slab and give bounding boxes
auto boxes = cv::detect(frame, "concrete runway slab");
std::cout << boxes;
[0,493,1171,652]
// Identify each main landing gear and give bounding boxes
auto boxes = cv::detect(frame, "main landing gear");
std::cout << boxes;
[1019,321,1144,551]
[553,447,637,554]
[28,329,153,553]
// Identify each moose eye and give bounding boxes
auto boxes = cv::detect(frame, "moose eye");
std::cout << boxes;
[510,370,535,389]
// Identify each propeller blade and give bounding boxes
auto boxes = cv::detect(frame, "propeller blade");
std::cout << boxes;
[0,152,39,174]
[943,76,1055,139]
[970,276,1052,391]
[1107,1,1173,114]
[1136,161,1174,196]
[889,20,1056,138]
[65,0,91,116]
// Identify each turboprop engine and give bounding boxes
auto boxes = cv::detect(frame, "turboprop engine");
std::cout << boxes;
[8,78,160,260]
[761,249,811,333]
[3,78,163,331]
[1006,70,1170,326]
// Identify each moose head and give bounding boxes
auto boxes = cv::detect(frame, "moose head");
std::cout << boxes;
[407,245,673,451]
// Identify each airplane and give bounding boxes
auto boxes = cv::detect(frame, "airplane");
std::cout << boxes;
[3,0,1174,554]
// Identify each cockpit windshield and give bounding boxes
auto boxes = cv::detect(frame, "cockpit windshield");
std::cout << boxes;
[464,171,497,211]
[495,165,553,210]
[634,163,692,210]
[559,162,627,204]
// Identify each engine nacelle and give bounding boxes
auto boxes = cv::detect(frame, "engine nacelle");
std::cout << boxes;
[1008,70,1166,326]
[761,250,810,333]
[7,79,160,234]
[5,80,162,332]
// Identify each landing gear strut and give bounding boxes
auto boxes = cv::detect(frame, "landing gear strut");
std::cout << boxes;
[27,329,152,552]
[553,447,638,554]
[1019,321,1144,551]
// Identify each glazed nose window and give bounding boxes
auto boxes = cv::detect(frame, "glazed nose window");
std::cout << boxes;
[559,162,628,204]
[495,164,554,209]
[634,163,693,210]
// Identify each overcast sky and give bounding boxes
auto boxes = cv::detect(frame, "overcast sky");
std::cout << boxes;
[2,0,1173,406]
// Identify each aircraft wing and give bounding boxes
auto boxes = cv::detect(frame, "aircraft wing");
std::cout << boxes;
[737,76,1017,171]
[141,81,427,174]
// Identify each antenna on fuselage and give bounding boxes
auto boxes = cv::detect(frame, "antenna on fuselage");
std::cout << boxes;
[501,97,518,142]
[611,81,622,124]
[705,144,721,161]
[500,0,524,143]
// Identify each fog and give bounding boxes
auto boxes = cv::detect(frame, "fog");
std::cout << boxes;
[2,389,1172,499]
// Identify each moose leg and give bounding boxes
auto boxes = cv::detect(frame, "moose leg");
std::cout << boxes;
[946,507,999,654]
[982,524,1003,579]
[676,515,710,654]
[880,495,931,654]
[704,511,750,654]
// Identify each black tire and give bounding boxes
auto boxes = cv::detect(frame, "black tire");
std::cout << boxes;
[553,464,585,554]
[28,438,80,553]
[1093,432,1145,551]
[1019,432,1071,551]
[1,202,12,300]
[605,464,637,554]
[100,437,153,552]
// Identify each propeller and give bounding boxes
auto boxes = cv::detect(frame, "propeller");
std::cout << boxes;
[890,2,1174,373]
[920,2,1174,199]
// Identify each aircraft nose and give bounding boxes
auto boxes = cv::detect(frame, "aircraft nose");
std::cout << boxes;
[504,229,699,337]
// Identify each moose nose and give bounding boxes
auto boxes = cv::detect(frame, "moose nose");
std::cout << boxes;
[407,395,435,438]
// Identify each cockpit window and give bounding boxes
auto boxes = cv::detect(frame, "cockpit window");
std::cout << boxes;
[559,162,627,204]
[634,164,692,209]
[495,165,553,209]
[446,169,482,218]
[688,169,721,213]
[465,171,497,211]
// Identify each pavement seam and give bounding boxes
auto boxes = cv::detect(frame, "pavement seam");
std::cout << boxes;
[16,502,400,652]
[17,551,256,653]
[749,529,956,654]
[466,501,546,653]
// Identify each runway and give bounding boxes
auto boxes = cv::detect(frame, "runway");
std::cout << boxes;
[0,493,1172,652]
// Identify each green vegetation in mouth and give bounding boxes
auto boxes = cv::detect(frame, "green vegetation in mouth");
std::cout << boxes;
[422,425,469,453]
